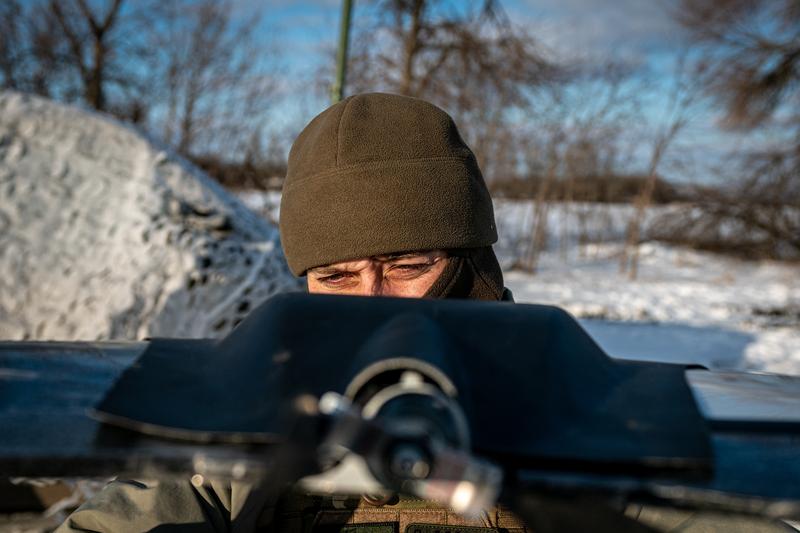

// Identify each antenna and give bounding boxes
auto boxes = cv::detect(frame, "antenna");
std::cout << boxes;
[331,0,354,103]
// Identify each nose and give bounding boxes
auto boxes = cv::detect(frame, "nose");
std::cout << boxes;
[368,274,384,297]
[357,268,384,297]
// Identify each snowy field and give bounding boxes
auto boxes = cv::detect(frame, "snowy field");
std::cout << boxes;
[505,243,800,375]
[239,191,800,376]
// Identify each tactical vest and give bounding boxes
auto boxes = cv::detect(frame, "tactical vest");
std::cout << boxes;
[269,491,528,533]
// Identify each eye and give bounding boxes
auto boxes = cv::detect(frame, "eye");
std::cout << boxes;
[386,262,434,279]
[317,272,356,285]
[395,263,427,271]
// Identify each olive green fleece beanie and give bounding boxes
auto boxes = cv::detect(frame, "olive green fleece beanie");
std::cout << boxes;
[279,92,498,276]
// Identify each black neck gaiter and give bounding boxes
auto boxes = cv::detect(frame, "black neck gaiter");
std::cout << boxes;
[424,247,506,301]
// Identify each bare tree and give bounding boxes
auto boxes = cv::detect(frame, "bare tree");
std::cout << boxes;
[676,0,800,130]
[516,136,561,272]
[0,1,78,99]
[0,0,157,116]
[620,54,697,279]
[515,60,645,272]
[148,0,279,158]
[47,0,125,111]
[1,0,282,187]
[665,0,800,259]
[345,0,555,177]
[0,1,24,90]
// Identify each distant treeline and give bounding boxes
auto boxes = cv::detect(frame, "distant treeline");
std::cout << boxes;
[489,174,686,204]
[192,154,687,205]
[193,155,287,192]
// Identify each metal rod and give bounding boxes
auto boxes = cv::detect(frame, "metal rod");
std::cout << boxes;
[331,0,354,104]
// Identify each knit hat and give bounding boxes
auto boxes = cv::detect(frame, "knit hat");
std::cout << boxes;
[279,92,498,276]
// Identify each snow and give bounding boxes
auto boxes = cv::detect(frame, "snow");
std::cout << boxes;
[497,234,800,377]
[0,91,301,341]
[240,192,800,376]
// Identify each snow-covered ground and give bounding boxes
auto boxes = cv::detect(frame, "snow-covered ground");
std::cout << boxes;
[491,200,800,375]
[239,191,800,376]
[505,243,800,375]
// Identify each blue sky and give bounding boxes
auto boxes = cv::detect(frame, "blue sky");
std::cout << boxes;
[254,1,687,117]
[257,0,685,85]
[256,0,682,62]
[234,0,746,182]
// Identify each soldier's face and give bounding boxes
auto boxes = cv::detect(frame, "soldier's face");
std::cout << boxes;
[306,250,448,298]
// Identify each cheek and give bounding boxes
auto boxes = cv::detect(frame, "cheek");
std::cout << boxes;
[387,281,434,298]
[307,278,341,294]
[307,277,338,294]
[385,263,448,298]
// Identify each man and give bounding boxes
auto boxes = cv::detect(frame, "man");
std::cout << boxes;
[57,94,790,533]
[57,93,517,532]
[279,92,511,302]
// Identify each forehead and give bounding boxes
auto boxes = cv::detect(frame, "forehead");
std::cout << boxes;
[308,250,446,274]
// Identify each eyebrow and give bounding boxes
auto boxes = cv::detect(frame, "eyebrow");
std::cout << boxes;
[375,252,429,261]
[308,252,438,276]
[308,266,350,276]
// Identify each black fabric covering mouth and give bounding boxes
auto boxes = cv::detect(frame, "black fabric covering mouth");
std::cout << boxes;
[424,246,505,301]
